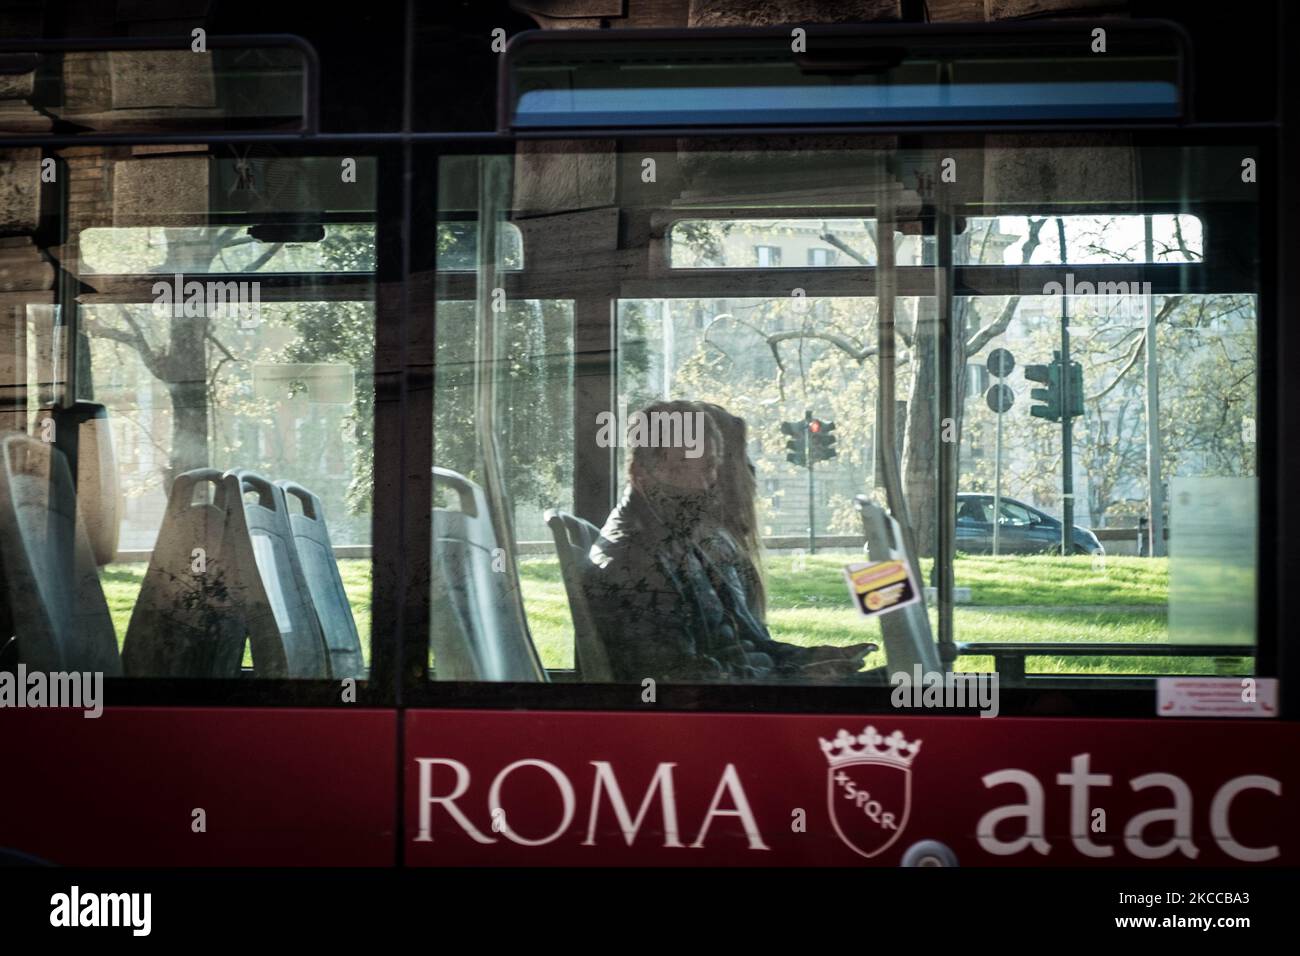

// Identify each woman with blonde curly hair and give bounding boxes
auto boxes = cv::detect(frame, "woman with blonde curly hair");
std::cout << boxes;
[693,402,874,678]
[694,402,767,618]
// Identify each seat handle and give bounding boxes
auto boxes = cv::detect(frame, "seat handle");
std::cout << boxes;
[170,468,225,516]
[276,480,319,521]
[433,467,479,517]
[225,468,278,511]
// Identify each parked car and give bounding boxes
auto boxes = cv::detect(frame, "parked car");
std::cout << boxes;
[956,493,1104,555]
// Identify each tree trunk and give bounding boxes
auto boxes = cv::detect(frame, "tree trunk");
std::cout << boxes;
[900,232,973,558]
[902,296,939,556]
[159,228,217,491]
[165,371,209,491]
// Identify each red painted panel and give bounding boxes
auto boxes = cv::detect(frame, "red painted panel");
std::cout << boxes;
[0,708,396,866]
[405,710,1299,867]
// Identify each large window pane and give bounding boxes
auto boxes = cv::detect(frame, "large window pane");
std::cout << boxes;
[425,139,1261,694]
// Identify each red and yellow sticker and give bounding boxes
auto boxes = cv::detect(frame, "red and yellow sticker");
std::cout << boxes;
[843,559,920,618]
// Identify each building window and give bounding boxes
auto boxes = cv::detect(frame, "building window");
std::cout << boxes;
[755,245,781,267]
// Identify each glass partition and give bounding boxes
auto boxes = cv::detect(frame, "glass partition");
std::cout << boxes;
[424,135,1261,692]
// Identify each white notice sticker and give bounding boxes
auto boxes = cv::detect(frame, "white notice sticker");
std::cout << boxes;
[1156,677,1278,718]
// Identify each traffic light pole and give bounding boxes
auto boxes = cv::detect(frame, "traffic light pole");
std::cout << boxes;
[994,381,1003,556]
[807,449,816,555]
[1057,218,1074,557]
[805,410,816,555]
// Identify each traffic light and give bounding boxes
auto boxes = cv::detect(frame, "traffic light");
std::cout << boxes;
[1025,352,1085,423]
[780,419,807,467]
[808,418,838,463]
[1024,362,1062,422]
[1065,360,1085,419]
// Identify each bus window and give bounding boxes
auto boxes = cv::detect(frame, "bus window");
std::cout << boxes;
[431,297,574,672]
[426,143,943,689]
[668,220,880,269]
[425,136,1264,701]
[3,145,379,682]
[79,224,377,274]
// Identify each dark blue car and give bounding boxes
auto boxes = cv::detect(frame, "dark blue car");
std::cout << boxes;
[956,493,1104,556]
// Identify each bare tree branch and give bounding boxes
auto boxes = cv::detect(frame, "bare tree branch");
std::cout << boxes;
[767,328,877,361]
[243,240,284,273]
[962,217,1047,356]
[703,310,879,403]
[82,306,170,380]
[1172,215,1201,261]
[819,232,867,265]
[821,227,916,348]
[205,331,237,363]
[1087,296,1181,401]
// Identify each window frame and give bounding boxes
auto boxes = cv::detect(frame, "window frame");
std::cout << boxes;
[21,138,401,708]
[4,121,1283,717]
[407,128,1282,718]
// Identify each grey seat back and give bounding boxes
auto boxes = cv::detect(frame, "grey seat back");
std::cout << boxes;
[223,469,330,678]
[431,467,545,682]
[277,480,364,679]
[854,494,942,674]
[53,401,121,567]
[0,433,121,674]
[544,509,611,682]
[121,469,245,678]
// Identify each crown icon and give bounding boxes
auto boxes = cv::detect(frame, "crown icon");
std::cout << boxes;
[818,726,922,770]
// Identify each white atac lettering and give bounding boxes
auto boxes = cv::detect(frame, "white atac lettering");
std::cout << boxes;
[976,753,1281,862]
[415,758,768,850]
[49,886,151,936]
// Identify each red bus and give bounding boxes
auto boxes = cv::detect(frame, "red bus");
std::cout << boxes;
[0,7,1295,876]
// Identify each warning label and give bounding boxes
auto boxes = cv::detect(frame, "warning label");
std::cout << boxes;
[843,559,921,619]
[1156,677,1278,718]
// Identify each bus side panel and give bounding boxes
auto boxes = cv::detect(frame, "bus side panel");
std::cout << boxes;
[0,708,396,866]
[405,709,1298,867]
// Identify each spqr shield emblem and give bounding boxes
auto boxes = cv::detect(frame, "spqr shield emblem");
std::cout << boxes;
[820,726,921,859]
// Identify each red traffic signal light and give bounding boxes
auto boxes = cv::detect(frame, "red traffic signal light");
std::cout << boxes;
[808,419,837,462]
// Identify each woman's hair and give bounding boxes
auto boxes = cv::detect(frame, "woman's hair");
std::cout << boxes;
[625,399,722,487]
[695,402,767,617]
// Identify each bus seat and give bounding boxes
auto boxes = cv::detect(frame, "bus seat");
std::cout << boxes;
[431,467,546,682]
[854,494,942,675]
[0,433,121,674]
[222,470,331,679]
[121,469,245,678]
[276,480,365,679]
[36,401,121,566]
[544,509,611,682]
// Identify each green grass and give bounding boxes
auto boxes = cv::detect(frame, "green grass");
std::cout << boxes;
[516,556,576,669]
[757,552,1167,609]
[103,560,373,668]
[101,552,1248,678]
